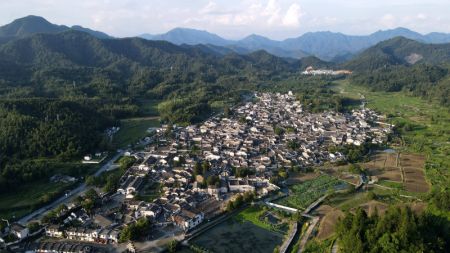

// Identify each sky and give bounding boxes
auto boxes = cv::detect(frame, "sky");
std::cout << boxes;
[1,0,450,40]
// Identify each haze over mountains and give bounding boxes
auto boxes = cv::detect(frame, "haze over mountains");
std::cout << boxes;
[2,15,450,62]
[140,27,450,61]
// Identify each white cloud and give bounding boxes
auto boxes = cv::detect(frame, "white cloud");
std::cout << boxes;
[417,13,427,20]
[282,3,303,27]
[379,13,396,28]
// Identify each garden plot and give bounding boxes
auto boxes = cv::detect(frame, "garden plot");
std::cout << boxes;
[277,175,347,210]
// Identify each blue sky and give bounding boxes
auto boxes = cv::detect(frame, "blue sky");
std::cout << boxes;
[1,0,450,39]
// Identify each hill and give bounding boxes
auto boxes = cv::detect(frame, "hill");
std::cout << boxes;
[140,27,230,46]
[345,37,450,107]
[0,15,112,39]
[344,37,450,71]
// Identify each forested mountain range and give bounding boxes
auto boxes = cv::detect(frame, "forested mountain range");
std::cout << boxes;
[2,16,450,61]
[344,37,450,106]
[141,26,450,61]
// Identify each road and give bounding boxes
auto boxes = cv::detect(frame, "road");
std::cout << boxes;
[18,151,124,225]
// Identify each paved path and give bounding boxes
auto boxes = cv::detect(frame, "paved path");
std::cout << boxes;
[331,240,339,253]
[297,216,319,253]
[18,151,124,225]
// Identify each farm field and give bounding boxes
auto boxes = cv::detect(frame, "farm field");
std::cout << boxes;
[400,153,429,193]
[191,214,283,253]
[321,167,360,185]
[363,151,403,183]
[277,175,347,210]
[113,118,160,147]
[335,80,450,189]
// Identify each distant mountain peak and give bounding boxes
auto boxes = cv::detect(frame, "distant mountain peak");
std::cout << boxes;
[0,15,111,39]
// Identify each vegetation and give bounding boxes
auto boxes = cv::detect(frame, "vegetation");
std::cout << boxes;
[113,118,159,147]
[278,175,344,209]
[225,191,255,212]
[336,206,449,252]
[119,217,151,242]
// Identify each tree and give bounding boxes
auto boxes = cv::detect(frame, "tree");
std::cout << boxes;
[167,240,179,253]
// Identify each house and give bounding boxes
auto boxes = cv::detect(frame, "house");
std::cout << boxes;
[45,225,63,238]
[172,208,204,231]
[11,223,28,239]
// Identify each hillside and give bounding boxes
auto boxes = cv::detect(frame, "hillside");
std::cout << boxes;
[345,37,450,107]
[344,37,450,71]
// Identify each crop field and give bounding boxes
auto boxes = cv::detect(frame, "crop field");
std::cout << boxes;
[363,151,430,193]
[191,216,283,253]
[277,175,346,210]
[321,167,360,185]
[335,80,450,189]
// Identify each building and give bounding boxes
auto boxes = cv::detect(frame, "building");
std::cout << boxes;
[172,208,204,231]
[11,223,29,239]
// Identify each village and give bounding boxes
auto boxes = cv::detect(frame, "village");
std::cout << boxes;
[2,92,392,253]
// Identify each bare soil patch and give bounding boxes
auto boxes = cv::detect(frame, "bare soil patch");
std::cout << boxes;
[286,172,319,185]
[315,205,344,240]
[403,167,429,193]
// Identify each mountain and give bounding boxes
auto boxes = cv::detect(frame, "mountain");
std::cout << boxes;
[71,25,112,39]
[344,37,450,71]
[140,28,230,46]
[0,15,112,40]
[140,27,450,61]
[0,15,66,37]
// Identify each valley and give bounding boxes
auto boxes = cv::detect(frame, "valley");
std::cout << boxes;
[0,14,449,253]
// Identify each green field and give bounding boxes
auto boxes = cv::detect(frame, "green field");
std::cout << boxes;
[113,118,160,147]
[234,205,289,234]
[277,175,346,210]
[191,214,284,253]
[335,80,450,189]
[0,180,73,219]
[138,99,161,116]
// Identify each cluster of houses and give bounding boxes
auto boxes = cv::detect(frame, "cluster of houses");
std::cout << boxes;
[45,226,119,244]
[13,92,390,251]
[301,66,352,75]
[110,92,389,233]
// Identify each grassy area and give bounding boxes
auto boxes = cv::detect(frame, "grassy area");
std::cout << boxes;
[136,181,162,202]
[335,80,450,189]
[0,180,74,220]
[377,180,404,190]
[277,175,346,210]
[138,99,161,116]
[113,118,160,147]
[235,206,277,232]
[303,238,335,253]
